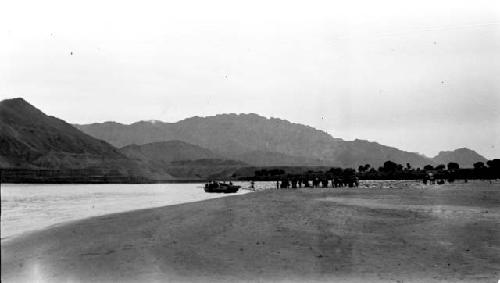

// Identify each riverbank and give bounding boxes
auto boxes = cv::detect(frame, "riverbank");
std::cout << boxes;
[2,182,499,282]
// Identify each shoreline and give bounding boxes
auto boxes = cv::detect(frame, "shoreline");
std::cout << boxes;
[1,184,252,241]
[2,184,500,282]
[0,194,247,244]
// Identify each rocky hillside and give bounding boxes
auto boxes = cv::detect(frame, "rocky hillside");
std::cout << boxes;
[1,98,123,168]
[0,98,150,182]
[76,114,434,168]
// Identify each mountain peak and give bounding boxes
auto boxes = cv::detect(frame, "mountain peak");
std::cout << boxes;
[433,148,487,167]
[1,97,39,112]
[435,147,482,156]
[0,98,50,125]
[177,113,267,124]
[1,97,29,104]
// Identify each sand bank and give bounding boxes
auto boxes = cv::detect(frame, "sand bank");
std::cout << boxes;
[2,183,499,282]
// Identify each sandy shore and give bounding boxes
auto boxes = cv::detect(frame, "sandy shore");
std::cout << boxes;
[2,182,500,282]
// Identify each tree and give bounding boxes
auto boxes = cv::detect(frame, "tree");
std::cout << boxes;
[487,159,500,178]
[487,159,500,170]
[406,163,412,170]
[383,160,399,172]
[447,162,459,171]
[343,168,356,176]
[255,169,268,177]
[328,167,343,176]
[269,169,285,176]
[473,162,485,170]
[435,164,446,171]
[473,162,487,179]
[423,165,434,171]
[358,164,371,173]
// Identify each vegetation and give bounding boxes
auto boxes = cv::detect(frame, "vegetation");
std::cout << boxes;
[249,159,500,181]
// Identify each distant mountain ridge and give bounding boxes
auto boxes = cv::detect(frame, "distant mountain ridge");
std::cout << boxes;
[1,97,488,181]
[75,113,483,168]
[432,148,488,168]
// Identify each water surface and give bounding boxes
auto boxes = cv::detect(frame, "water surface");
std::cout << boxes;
[1,183,253,240]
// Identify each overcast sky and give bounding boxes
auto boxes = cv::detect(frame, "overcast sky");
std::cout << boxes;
[1,0,499,158]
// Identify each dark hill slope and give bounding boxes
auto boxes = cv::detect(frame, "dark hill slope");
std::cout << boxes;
[119,140,220,163]
[119,141,246,180]
[0,98,151,182]
[1,98,122,167]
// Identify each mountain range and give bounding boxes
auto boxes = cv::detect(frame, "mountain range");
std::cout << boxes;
[0,98,490,182]
[75,114,488,168]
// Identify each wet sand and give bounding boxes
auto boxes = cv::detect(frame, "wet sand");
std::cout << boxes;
[2,182,500,282]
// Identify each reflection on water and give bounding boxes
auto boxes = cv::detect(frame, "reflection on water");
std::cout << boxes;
[1,183,261,240]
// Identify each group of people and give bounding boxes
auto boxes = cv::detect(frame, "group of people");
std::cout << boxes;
[208,180,234,186]
[277,176,360,189]
[422,173,459,185]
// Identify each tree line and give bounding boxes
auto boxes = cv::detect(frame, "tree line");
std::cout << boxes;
[357,159,499,180]
[251,159,500,181]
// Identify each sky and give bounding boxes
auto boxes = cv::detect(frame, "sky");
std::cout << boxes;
[1,0,499,159]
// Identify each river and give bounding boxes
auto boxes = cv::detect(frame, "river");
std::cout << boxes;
[1,182,263,241]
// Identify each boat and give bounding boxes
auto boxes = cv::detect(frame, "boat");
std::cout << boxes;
[204,181,240,193]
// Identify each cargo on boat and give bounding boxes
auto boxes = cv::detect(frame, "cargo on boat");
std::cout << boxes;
[204,181,240,193]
